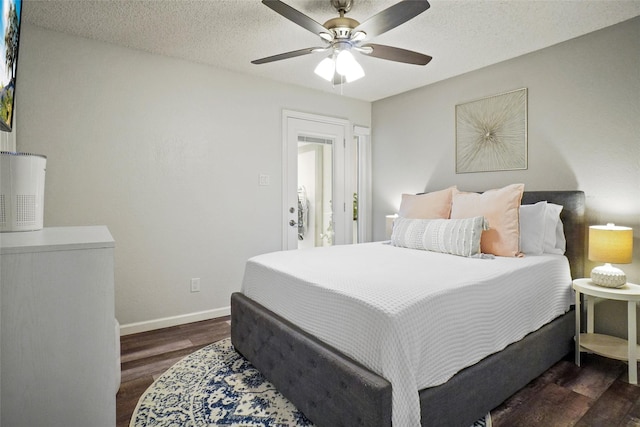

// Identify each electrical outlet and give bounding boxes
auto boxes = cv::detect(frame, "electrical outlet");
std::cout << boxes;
[190,278,201,293]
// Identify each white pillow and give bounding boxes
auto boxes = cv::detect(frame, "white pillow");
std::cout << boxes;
[519,201,547,255]
[391,216,488,257]
[543,203,565,254]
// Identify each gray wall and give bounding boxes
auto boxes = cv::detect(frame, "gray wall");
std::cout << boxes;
[15,24,371,329]
[371,17,640,337]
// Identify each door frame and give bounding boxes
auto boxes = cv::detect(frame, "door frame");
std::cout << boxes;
[354,125,372,243]
[282,110,352,250]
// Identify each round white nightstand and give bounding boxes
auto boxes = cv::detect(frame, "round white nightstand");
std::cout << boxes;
[573,278,640,385]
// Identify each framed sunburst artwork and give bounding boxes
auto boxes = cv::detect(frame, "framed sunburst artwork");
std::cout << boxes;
[455,88,528,173]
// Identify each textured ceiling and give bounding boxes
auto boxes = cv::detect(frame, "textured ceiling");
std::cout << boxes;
[23,0,640,102]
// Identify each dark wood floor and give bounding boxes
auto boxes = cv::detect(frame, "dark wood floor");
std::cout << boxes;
[117,317,232,427]
[117,318,640,427]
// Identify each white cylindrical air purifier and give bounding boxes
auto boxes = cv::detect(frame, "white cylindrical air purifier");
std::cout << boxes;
[0,151,47,232]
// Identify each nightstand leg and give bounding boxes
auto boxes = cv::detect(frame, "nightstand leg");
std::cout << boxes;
[629,301,637,385]
[575,290,581,366]
[587,296,595,333]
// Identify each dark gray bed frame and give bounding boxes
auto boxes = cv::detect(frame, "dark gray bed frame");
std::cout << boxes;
[231,191,585,427]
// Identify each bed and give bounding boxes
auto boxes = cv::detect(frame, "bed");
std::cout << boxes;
[231,190,585,427]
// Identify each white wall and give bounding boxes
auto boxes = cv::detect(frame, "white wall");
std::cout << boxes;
[371,17,640,337]
[15,24,371,331]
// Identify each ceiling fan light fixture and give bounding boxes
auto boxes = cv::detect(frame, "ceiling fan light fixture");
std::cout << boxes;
[350,30,366,42]
[314,56,336,82]
[254,0,432,85]
[335,49,364,82]
[319,31,334,42]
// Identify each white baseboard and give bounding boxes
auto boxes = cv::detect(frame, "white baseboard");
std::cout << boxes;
[119,306,230,336]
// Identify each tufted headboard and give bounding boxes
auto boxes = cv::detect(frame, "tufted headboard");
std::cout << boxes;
[521,191,585,279]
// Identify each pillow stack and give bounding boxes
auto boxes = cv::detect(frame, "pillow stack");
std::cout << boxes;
[391,183,565,257]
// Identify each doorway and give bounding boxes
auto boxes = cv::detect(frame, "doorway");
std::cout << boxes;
[297,138,333,249]
[282,111,349,250]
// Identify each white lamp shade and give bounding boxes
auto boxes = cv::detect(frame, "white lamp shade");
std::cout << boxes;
[335,50,365,82]
[314,57,335,82]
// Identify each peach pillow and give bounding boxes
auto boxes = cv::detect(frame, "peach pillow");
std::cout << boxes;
[398,186,455,219]
[450,184,525,256]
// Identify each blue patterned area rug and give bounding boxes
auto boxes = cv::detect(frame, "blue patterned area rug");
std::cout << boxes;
[131,338,491,426]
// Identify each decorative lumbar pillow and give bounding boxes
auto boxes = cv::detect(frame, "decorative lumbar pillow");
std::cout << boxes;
[450,184,525,257]
[519,201,547,255]
[391,216,488,257]
[398,186,456,219]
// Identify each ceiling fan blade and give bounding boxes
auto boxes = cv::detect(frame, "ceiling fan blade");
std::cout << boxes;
[262,0,330,37]
[353,0,430,39]
[361,43,432,65]
[252,47,323,65]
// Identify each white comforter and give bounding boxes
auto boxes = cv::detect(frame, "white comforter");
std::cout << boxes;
[241,242,573,426]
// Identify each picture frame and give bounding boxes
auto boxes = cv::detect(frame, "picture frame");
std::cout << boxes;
[455,88,528,173]
[0,0,22,132]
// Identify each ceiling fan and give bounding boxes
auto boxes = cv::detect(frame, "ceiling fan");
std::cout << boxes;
[252,0,432,84]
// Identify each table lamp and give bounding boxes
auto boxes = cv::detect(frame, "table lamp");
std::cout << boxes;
[588,223,633,288]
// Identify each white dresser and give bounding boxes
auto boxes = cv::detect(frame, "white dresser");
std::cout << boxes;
[1,226,116,427]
